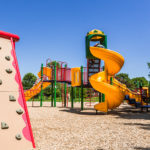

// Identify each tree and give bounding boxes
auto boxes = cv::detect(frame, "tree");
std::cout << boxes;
[47,61,61,68]
[115,73,148,90]
[132,77,148,87]
[43,86,51,97]
[22,73,37,90]
[147,63,150,69]
[44,61,64,98]
[115,73,135,89]
[115,73,129,83]
[43,82,62,98]
[147,63,150,79]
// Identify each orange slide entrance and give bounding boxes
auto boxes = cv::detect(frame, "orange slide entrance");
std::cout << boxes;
[24,67,52,101]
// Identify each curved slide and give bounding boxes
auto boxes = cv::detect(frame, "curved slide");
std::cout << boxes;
[24,67,52,101]
[89,47,139,112]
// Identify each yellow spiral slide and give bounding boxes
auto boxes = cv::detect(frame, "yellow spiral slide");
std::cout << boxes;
[89,47,140,112]
[24,67,51,101]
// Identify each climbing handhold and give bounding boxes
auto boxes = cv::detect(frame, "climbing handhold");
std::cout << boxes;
[6,69,12,74]
[9,95,16,101]
[1,122,9,129]
[0,79,2,85]
[15,134,22,140]
[16,109,23,115]
[5,56,10,61]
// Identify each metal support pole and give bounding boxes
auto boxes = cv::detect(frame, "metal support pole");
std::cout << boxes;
[81,66,84,110]
[110,77,113,85]
[75,87,76,102]
[71,86,74,108]
[64,64,67,107]
[40,64,43,107]
[102,66,105,102]
[102,94,105,102]
[79,87,80,102]
[64,83,67,107]
[51,82,54,107]
[54,62,57,107]
[99,92,102,103]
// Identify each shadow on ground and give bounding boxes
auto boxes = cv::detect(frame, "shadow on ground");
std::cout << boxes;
[124,122,150,130]
[134,147,150,150]
[110,105,150,121]
[59,105,150,121]
[27,105,51,108]
[59,108,106,115]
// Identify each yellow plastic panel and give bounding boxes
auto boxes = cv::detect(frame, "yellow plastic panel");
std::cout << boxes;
[71,67,81,87]
[38,67,52,80]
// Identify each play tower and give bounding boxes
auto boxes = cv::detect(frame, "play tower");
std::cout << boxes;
[86,29,107,85]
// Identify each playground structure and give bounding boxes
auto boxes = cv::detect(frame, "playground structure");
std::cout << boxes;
[0,31,35,149]
[0,29,150,150]
[24,60,71,107]
[24,59,101,109]
[24,29,150,112]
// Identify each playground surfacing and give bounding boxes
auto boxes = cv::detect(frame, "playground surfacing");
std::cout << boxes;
[27,102,150,150]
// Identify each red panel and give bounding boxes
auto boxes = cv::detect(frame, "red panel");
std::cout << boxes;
[0,30,20,41]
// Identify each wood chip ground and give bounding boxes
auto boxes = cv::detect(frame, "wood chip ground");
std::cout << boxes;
[27,102,150,150]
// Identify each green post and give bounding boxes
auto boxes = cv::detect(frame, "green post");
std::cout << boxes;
[54,62,57,107]
[99,93,102,103]
[71,86,74,108]
[79,87,80,102]
[102,94,105,102]
[64,83,67,107]
[110,77,113,85]
[104,35,107,48]
[51,82,54,107]
[102,66,105,102]
[40,64,43,107]
[81,66,84,110]
[64,64,67,107]
[75,87,76,102]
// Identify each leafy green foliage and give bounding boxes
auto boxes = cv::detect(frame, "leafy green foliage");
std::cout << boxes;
[147,63,150,78]
[116,73,148,90]
[115,73,135,90]
[47,61,61,68]
[132,77,148,87]
[22,73,37,90]
[43,86,51,97]
[43,83,62,98]
[147,62,150,69]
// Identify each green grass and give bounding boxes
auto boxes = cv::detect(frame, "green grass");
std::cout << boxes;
[28,96,100,102]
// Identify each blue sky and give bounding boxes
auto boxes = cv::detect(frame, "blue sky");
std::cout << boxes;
[0,0,150,79]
